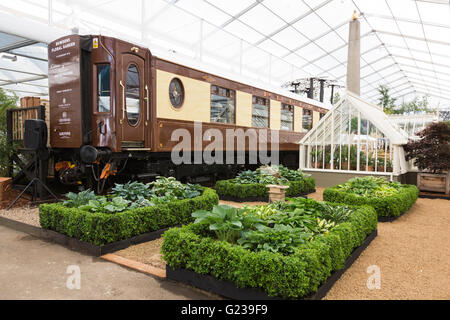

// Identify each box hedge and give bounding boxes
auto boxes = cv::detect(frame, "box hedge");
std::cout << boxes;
[215,177,316,200]
[161,202,377,299]
[39,188,219,246]
[323,184,418,219]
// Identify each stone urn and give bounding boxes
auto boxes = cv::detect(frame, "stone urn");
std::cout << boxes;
[266,184,290,203]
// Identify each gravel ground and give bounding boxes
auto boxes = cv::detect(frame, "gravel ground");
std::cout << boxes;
[324,195,450,300]
[0,206,40,227]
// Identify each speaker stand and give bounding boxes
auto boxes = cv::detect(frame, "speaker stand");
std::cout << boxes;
[7,154,58,210]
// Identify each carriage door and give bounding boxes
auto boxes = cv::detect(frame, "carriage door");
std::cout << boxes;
[119,51,149,149]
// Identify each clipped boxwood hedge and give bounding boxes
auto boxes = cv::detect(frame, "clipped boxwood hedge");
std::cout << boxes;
[162,202,377,299]
[39,188,219,246]
[323,184,418,219]
[215,177,316,200]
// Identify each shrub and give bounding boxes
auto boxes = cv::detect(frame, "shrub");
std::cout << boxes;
[404,121,450,173]
[39,188,219,245]
[323,177,418,218]
[215,177,315,199]
[162,200,377,299]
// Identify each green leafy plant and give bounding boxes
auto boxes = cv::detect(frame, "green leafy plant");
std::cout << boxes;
[237,224,310,255]
[62,190,97,207]
[148,176,202,199]
[111,181,152,201]
[192,205,264,243]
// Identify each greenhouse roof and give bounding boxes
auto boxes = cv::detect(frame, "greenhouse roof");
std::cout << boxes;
[301,90,410,145]
[0,0,449,112]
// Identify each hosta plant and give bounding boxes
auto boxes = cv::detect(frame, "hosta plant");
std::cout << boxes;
[62,190,97,207]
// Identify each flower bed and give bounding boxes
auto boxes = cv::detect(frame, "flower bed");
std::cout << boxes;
[323,177,418,219]
[39,178,219,246]
[162,198,377,299]
[215,165,316,201]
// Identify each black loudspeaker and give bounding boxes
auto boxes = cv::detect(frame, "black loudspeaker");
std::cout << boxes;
[24,119,47,150]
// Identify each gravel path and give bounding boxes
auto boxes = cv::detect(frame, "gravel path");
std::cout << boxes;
[0,206,40,227]
[324,195,450,300]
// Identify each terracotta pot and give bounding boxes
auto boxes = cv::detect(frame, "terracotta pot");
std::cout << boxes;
[325,163,331,169]
[341,162,349,170]
[367,165,374,171]
[377,166,385,172]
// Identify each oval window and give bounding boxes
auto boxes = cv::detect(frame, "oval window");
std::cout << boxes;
[126,64,140,126]
[169,78,184,108]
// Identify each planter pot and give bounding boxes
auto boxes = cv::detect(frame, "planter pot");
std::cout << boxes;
[377,166,385,172]
[341,162,349,170]
[325,163,331,169]
[417,172,450,195]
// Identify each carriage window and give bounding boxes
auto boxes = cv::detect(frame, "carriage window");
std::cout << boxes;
[97,64,111,112]
[126,64,140,126]
[210,85,235,124]
[281,104,294,131]
[252,96,269,128]
[302,109,313,131]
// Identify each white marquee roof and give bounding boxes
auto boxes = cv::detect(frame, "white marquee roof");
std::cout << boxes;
[0,0,449,112]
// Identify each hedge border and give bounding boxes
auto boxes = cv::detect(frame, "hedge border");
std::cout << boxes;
[39,188,219,246]
[0,215,169,256]
[161,201,377,299]
[323,184,418,219]
[165,229,377,300]
[215,177,316,201]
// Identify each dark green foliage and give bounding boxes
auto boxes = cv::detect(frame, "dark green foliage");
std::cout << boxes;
[162,200,377,299]
[192,205,265,243]
[110,181,152,201]
[215,177,315,199]
[323,178,418,218]
[0,88,18,176]
[39,188,219,245]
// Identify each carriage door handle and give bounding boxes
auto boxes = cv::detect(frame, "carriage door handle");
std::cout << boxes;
[144,84,149,126]
[120,80,125,124]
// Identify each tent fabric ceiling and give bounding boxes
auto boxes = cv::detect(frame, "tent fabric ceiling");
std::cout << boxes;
[0,0,449,112]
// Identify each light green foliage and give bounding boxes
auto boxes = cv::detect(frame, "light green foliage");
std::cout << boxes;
[62,190,97,207]
[148,176,203,199]
[324,177,418,218]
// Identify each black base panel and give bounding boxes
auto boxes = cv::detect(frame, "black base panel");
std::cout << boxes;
[166,229,378,300]
[0,216,169,256]
[218,190,315,203]
[378,215,401,222]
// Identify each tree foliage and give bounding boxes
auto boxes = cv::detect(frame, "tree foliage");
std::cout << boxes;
[377,85,435,115]
[404,121,450,173]
[0,88,18,176]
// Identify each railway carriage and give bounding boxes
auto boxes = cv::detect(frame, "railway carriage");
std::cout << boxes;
[45,34,328,191]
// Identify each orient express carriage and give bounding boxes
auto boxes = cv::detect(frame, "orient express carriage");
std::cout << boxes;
[38,34,328,192]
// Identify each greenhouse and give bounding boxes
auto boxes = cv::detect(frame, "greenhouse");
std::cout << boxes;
[299,90,433,178]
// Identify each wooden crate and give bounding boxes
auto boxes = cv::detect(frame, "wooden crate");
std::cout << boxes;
[20,96,41,108]
[0,177,12,201]
[417,172,450,195]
